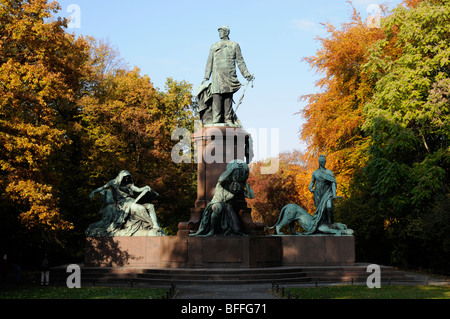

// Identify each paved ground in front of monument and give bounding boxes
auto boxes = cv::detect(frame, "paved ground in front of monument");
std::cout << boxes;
[174,283,280,299]
[173,272,450,299]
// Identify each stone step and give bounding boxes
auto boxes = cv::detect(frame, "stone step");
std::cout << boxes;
[53,265,308,274]
[76,277,311,286]
[300,265,422,283]
[140,266,305,274]
[50,266,311,285]
[304,270,408,277]
[136,272,308,281]
[50,264,424,286]
[68,272,308,282]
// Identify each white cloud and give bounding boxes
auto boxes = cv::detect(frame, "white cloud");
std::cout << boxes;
[291,18,317,32]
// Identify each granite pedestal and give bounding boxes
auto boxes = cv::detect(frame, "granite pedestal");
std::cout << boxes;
[85,235,355,268]
[177,125,264,236]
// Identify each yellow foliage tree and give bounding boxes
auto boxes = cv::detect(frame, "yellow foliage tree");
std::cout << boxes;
[248,150,312,231]
[0,0,90,234]
[78,39,197,234]
[299,6,387,195]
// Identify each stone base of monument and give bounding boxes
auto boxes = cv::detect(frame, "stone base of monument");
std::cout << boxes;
[280,235,355,266]
[85,235,354,268]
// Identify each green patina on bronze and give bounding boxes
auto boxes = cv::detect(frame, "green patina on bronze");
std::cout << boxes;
[86,170,165,237]
[191,159,255,237]
[197,26,254,126]
[268,156,354,236]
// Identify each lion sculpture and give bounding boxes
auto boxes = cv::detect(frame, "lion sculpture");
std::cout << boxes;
[267,203,354,236]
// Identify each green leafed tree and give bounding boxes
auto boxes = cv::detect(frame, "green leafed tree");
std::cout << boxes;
[363,0,449,210]
[348,0,449,267]
[303,0,449,268]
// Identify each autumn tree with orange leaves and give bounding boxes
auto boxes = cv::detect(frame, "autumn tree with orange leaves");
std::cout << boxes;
[78,62,198,235]
[0,0,198,255]
[300,0,449,268]
[248,150,312,232]
[0,0,90,240]
[300,5,387,196]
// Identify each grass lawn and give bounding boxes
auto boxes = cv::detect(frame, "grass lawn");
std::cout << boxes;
[280,285,450,299]
[0,285,168,299]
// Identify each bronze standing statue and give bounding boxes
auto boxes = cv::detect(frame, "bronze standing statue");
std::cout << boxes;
[307,154,339,232]
[197,25,254,126]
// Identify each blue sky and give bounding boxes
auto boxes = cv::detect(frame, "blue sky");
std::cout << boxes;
[55,0,403,160]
